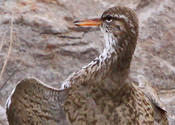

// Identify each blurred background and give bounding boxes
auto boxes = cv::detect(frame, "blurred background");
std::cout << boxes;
[0,0,175,124]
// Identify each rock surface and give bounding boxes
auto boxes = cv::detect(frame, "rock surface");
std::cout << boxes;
[0,0,175,124]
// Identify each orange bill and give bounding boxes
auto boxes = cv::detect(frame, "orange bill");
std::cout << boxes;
[74,18,102,26]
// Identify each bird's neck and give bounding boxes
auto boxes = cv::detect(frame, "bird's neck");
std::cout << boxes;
[61,33,136,90]
[102,32,136,76]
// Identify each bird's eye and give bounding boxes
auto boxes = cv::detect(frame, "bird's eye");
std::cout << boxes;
[105,15,113,23]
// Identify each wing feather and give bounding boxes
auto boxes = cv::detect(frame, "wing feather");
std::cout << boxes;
[6,78,71,125]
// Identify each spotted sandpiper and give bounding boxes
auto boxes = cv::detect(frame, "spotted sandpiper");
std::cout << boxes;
[6,6,169,125]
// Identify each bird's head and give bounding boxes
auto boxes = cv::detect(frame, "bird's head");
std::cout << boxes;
[101,6,138,41]
[74,6,139,49]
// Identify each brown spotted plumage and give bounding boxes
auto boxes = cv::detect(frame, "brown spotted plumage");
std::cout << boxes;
[6,6,169,125]
[134,75,175,125]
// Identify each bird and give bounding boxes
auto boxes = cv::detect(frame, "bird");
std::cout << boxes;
[6,6,166,125]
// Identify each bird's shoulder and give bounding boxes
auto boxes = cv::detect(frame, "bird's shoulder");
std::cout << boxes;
[132,76,175,120]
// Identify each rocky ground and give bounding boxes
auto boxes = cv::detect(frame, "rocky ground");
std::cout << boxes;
[0,0,175,124]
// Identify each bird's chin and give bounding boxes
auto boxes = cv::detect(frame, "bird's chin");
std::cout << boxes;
[100,26,111,35]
